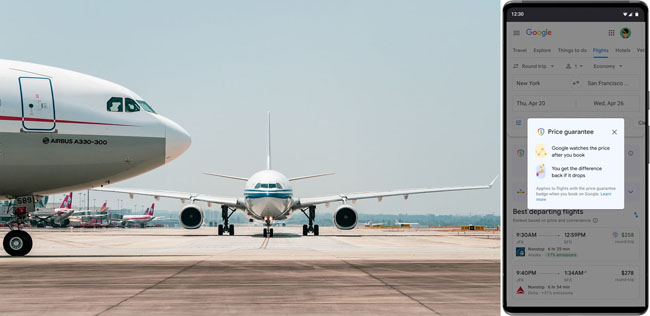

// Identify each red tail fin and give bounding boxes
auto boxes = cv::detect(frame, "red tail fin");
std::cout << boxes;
[66,192,73,209]
[99,202,107,213]
[149,203,155,216]
[59,194,69,209]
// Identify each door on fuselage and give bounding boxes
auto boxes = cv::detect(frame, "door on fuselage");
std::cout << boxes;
[19,77,56,131]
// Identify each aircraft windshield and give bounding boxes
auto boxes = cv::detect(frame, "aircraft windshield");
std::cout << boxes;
[136,100,156,113]
[254,183,282,189]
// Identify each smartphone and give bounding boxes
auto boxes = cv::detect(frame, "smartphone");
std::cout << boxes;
[503,2,648,313]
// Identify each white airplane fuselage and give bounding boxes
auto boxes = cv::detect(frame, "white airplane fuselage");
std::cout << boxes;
[122,215,155,225]
[32,207,74,224]
[0,59,191,200]
[243,170,294,221]
[92,112,497,237]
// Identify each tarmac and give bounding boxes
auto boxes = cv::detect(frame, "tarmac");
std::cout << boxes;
[0,226,500,316]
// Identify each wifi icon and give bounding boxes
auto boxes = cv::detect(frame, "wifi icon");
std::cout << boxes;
[623,12,628,16]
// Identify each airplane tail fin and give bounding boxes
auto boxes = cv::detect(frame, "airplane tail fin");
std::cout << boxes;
[149,203,155,216]
[144,207,149,215]
[99,202,107,213]
[266,111,271,170]
[66,192,73,209]
[60,194,69,209]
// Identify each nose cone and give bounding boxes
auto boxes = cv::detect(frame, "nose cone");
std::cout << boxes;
[159,116,191,163]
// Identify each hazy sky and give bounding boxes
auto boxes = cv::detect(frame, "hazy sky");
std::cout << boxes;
[4,0,500,215]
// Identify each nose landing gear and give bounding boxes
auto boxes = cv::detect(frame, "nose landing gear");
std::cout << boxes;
[262,218,274,237]
[4,230,32,256]
[3,204,33,256]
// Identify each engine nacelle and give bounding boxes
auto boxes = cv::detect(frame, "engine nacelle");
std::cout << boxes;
[179,204,203,229]
[333,205,358,230]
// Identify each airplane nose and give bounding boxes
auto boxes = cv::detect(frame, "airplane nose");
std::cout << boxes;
[158,116,191,163]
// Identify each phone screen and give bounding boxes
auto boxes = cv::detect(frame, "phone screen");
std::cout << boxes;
[503,3,648,313]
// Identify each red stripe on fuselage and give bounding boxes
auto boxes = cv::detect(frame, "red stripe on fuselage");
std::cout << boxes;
[125,216,152,220]
[0,115,136,127]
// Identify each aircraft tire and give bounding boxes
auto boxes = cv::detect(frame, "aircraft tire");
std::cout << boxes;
[302,225,308,236]
[218,224,224,235]
[228,224,234,235]
[263,228,268,237]
[3,230,33,256]
[269,228,274,237]
[313,225,319,236]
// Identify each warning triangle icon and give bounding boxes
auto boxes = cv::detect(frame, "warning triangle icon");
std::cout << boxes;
[516,286,525,294]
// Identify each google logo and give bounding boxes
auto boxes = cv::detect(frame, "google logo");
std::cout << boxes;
[525,28,552,37]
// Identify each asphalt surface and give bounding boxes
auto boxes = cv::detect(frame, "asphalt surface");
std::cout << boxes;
[0,227,500,316]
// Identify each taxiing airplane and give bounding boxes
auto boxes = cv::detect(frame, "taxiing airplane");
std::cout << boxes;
[395,220,419,227]
[364,221,386,228]
[32,192,75,227]
[95,113,497,238]
[0,59,191,256]
[121,203,156,227]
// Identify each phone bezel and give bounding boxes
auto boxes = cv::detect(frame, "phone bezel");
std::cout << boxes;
[502,1,649,314]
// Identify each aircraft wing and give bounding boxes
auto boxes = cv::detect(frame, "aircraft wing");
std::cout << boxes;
[294,176,497,208]
[92,187,240,208]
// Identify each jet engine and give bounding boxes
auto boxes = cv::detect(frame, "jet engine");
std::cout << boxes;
[179,204,203,229]
[333,205,358,230]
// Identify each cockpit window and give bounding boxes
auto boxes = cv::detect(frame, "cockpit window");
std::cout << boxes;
[255,183,261,189]
[137,100,156,113]
[107,97,123,112]
[261,184,269,188]
[125,98,140,112]
[268,183,276,188]
[276,183,283,189]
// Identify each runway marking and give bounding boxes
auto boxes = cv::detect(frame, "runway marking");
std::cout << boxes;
[94,256,210,316]
[259,236,270,249]
[342,260,443,316]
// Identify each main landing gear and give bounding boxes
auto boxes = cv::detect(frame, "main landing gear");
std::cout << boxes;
[263,218,273,238]
[218,205,235,236]
[301,205,319,236]
[3,204,32,256]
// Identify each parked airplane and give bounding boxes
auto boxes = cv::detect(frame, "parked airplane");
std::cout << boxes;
[96,113,497,238]
[32,192,75,227]
[68,201,109,223]
[121,203,156,227]
[0,59,191,256]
